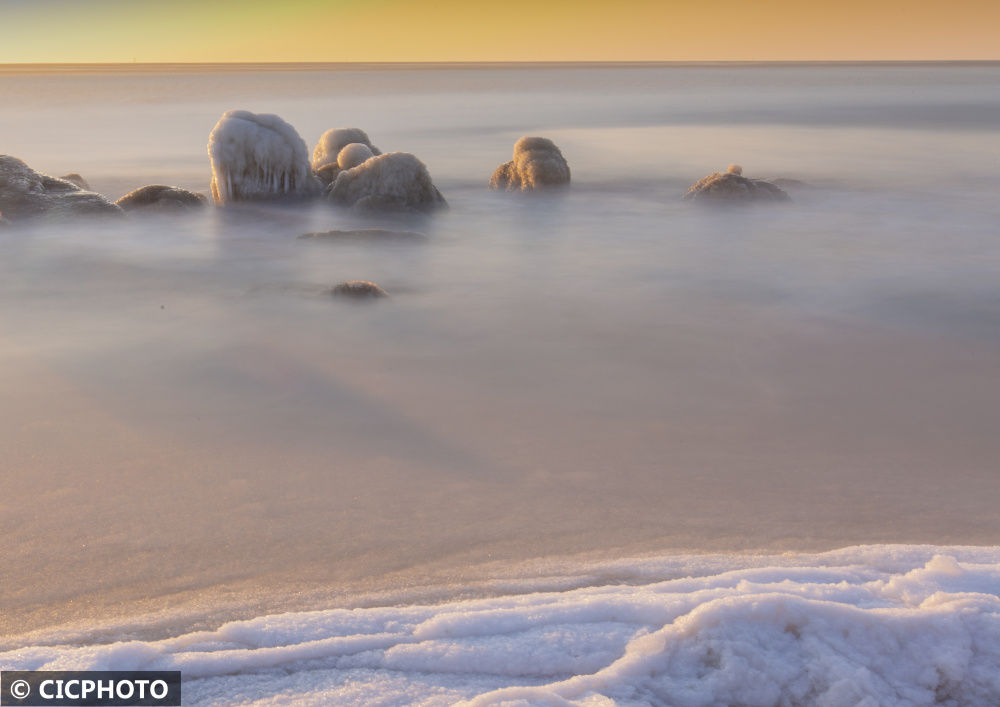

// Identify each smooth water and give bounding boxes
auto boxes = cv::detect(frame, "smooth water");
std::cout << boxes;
[2,64,999,670]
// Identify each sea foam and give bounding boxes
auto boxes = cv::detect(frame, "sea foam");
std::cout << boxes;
[3,545,999,706]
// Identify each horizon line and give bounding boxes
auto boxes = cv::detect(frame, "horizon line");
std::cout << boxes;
[3,59,1000,68]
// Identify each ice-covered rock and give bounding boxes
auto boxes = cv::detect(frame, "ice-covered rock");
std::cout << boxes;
[337,143,375,170]
[116,185,208,212]
[0,155,122,220]
[208,110,321,205]
[331,280,388,298]
[489,136,571,192]
[327,152,446,214]
[312,128,381,186]
[683,166,790,204]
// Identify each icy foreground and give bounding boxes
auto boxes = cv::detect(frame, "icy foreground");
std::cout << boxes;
[4,546,999,706]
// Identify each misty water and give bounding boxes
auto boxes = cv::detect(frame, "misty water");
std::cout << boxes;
[2,63,1000,646]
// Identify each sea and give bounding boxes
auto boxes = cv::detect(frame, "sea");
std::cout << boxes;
[1,62,999,705]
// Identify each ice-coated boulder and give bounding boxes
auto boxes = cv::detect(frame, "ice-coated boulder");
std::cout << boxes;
[0,155,122,221]
[208,110,321,205]
[312,128,381,187]
[489,136,570,192]
[683,164,790,204]
[337,143,375,170]
[327,152,446,214]
[116,185,208,212]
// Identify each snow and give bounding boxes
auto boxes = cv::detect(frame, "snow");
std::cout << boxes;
[207,110,320,204]
[4,546,999,706]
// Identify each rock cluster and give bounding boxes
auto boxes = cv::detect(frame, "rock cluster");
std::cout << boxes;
[0,155,122,221]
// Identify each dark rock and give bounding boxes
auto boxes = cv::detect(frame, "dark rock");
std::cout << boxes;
[116,185,208,212]
[331,280,388,298]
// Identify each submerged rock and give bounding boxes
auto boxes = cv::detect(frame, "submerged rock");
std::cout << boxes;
[0,155,122,220]
[331,280,388,298]
[768,177,813,191]
[116,185,208,212]
[683,165,790,204]
[489,136,570,192]
[208,110,322,205]
[299,228,427,242]
[312,128,381,186]
[59,173,90,190]
[327,152,446,214]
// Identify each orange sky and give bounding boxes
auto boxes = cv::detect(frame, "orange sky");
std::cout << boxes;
[2,0,999,63]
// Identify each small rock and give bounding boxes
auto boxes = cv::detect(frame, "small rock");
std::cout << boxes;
[59,173,91,190]
[331,280,388,298]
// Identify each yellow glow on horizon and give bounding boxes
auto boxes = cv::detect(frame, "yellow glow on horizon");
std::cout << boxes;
[1,0,999,63]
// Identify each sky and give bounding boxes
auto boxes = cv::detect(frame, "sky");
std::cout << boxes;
[1,0,999,63]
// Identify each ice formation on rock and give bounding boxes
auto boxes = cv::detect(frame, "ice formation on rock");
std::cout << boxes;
[0,155,122,220]
[489,136,571,192]
[337,143,375,171]
[312,128,381,187]
[116,185,208,212]
[327,152,446,214]
[683,166,790,204]
[207,110,321,205]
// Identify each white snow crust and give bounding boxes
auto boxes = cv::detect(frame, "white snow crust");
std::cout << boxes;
[4,546,999,706]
